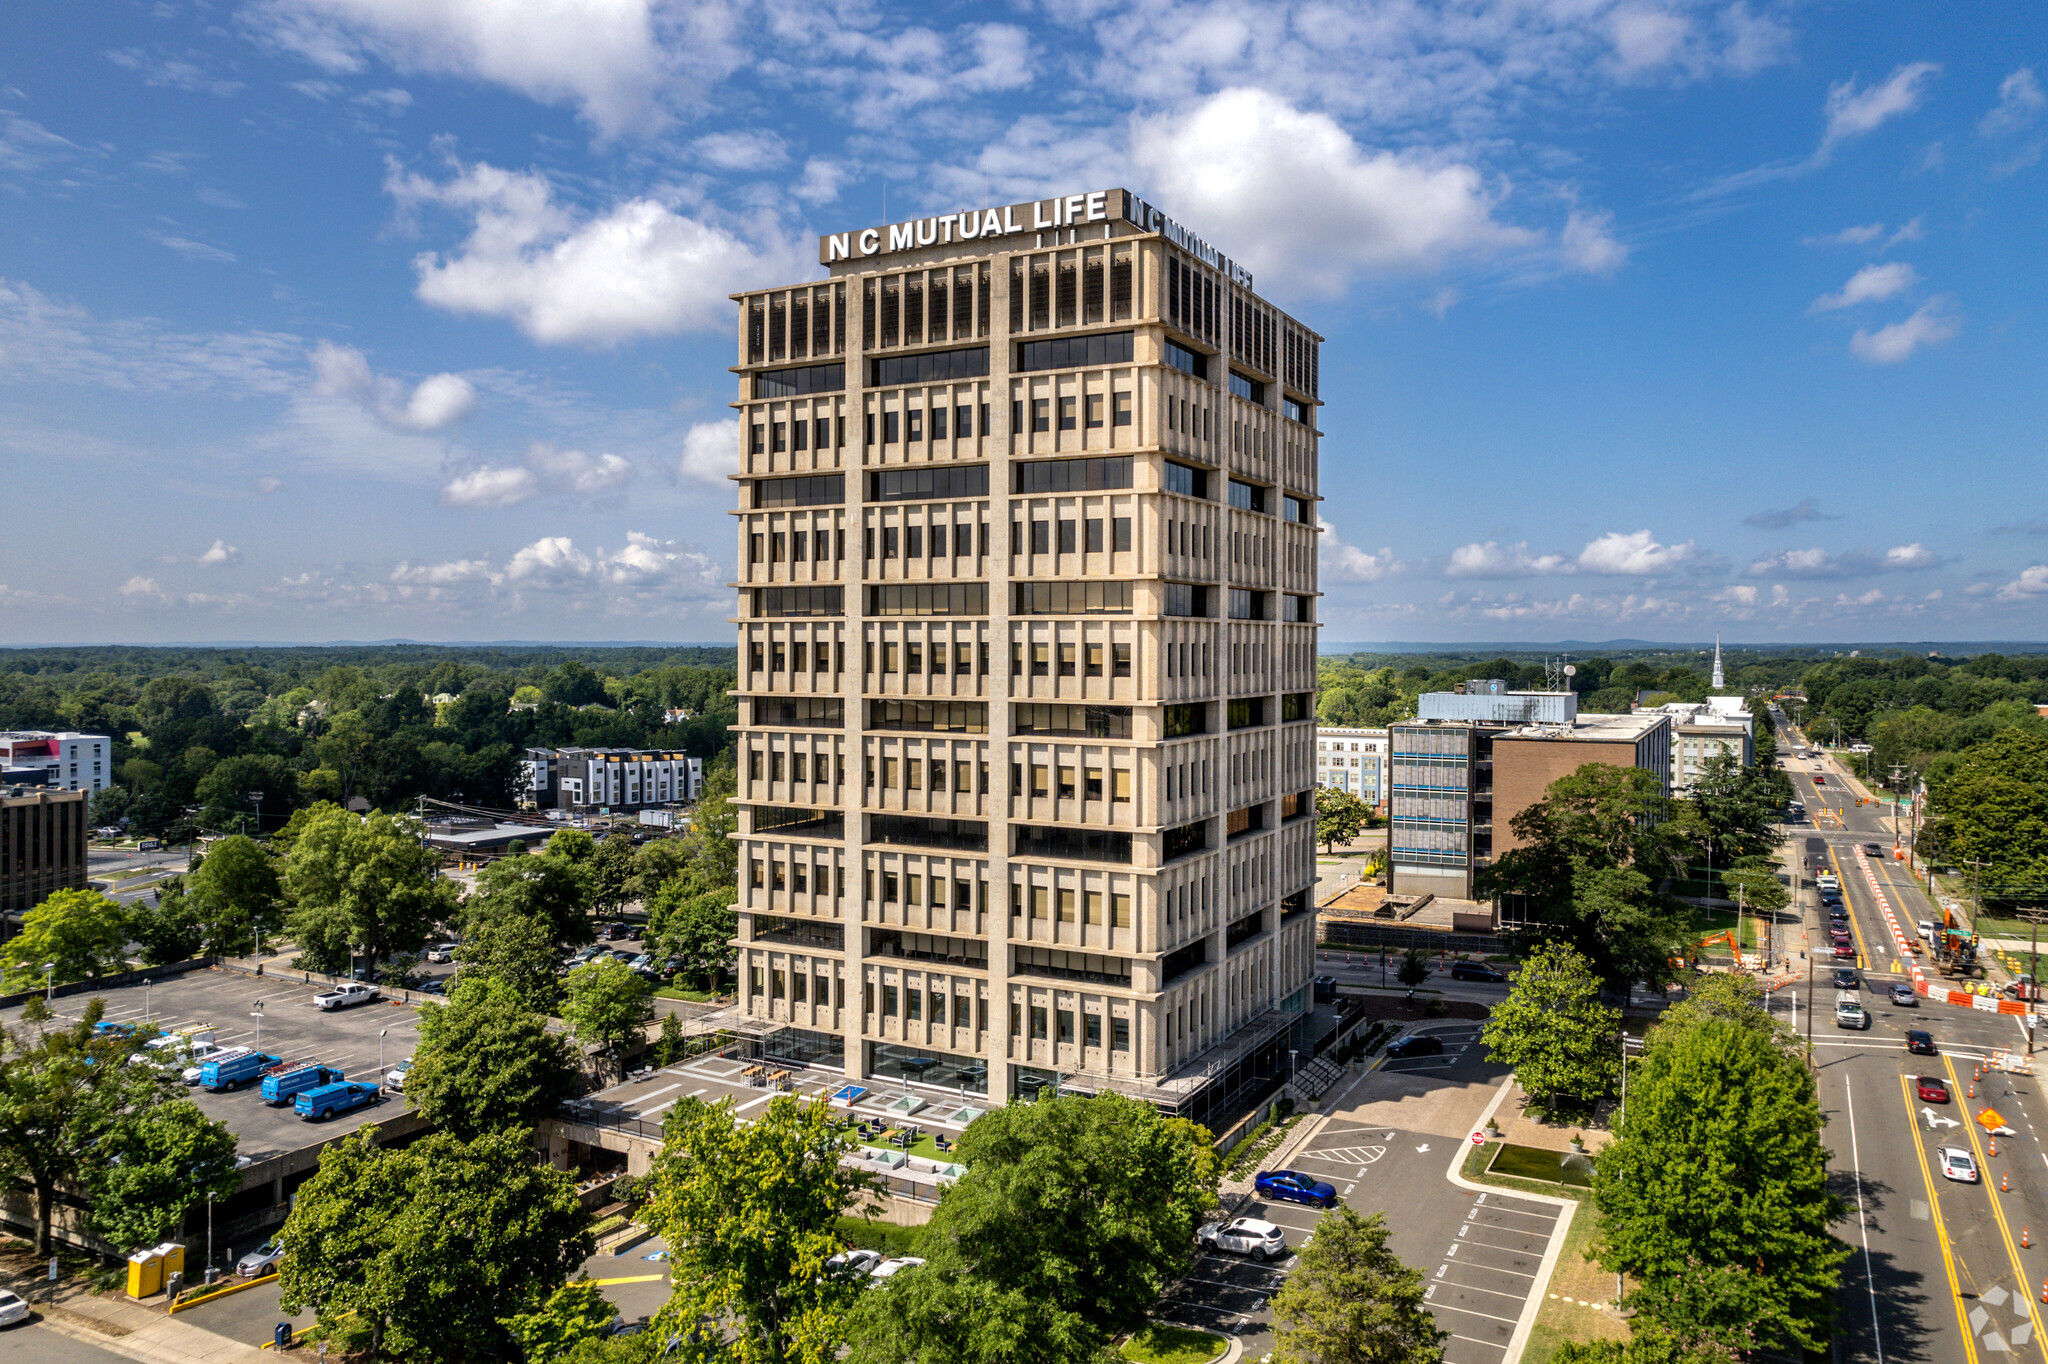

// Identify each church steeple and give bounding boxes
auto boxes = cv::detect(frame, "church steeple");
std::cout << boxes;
[1711,634,1725,690]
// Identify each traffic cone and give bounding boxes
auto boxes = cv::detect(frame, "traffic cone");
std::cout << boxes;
[2038,1278,2046,1304]
[1970,1082,1978,1099]
[2025,1227,2033,1249]
[2005,1170,2012,1191]
[1993,1137,2001,1157]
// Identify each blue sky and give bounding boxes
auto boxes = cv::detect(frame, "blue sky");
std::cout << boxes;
[2,1,2043,645]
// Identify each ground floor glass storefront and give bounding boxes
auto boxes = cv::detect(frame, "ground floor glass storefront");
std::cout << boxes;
[760,1025,843,1068]
[868,1041,990,1096]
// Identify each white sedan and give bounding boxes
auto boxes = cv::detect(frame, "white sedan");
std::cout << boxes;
[1940,1147,1980,1183]
[868,1257,926,1285]
[1199,1217,1287,1261]
[0,1290,25,1326]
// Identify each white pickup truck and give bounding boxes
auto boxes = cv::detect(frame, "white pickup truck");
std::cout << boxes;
[314,982,380,1011]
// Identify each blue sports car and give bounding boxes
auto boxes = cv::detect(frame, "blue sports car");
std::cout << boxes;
[1256,1169,1337,1208]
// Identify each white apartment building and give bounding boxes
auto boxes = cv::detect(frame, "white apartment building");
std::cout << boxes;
[0,732,111,794]
[524,747,704,813]
[1315,727,1387,807]
[1636,697,1754,791]
[727,187,1322,1126]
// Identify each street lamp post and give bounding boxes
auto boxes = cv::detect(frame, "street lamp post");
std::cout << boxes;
[380,1027,389,1079]
[251,1000,265,1053]
[143,978,152,1025]
[1288,1049,1298,1093]
[40,963,53,1004]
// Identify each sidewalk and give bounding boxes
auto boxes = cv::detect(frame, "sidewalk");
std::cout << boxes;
[0,1271,270,1364]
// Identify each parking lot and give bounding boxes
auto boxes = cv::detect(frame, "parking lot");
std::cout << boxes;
[0,967,424,1163]
[1160,1020,1566,1364]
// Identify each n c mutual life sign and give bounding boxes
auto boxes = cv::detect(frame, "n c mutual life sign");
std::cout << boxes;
[817,187,1251,289]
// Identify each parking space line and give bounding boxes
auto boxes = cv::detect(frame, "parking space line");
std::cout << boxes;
[1432,1275,1530,1303]
[1426,1300,1521,1326]
[1443,1252,1537,1278]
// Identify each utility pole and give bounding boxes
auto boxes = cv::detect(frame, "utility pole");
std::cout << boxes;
[2017,909,2048,1055]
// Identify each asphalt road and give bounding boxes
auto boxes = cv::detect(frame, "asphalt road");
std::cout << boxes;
[1785,722,2048,1364]
[1160,1021,1563,1363]
[0,1320,135,1364]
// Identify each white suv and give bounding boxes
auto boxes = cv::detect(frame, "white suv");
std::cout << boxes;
[1199,1217,1287,1261]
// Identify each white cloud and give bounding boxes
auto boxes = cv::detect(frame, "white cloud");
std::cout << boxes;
[1807,222,1884,246]
[104,47,244,98]
[1981,68,2045,139]
[1576,529,1701,575]
[1317,517,1402,582]
[196,539,241,567]
[1849,299,1960,364]
[439,465,536,508]
[679,419,736,484]
[308,340,478,431]
[691,130,786,170]
[1444,541,1571,579]
[147,232,237,264]
[1996,566,2048,602]
[524,442,634,495]
[387,157,807,345]
[252,476,286,495]
[1744,498,1833,529]
[1560,210,1628,275]
[117,575,168,604]
[356,86,412,112]
[1128,88,1540,295]
[244,0,741,137]
[1821,63,1941,155]
[0,112,82,175]
[791,158,848,205]
[0,278,301,395]
[1809,261,1918,312]
[1745,544,1946,577]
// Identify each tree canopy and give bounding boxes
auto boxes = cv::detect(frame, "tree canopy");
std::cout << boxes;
[1269,1207,1446,1364]
[280,804,456,973]
[1479,942,1619,1114]
[0,889,132,990]
[408,975,580,1139]
[560,958,654,1078]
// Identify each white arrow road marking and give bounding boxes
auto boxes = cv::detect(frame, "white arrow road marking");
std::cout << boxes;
[1417,1144,1430,1153]
[1925,1107,1961,1129]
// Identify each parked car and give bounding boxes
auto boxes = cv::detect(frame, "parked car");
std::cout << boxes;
[1384,1034,1446,1059]
[1832,968,1859,990]
[610,950,637,964]
[386,1058,413,1092]
[629,954,655,972]
[178,1042,225,1083]
[1916,1075,1950,1103]
[1940,1147,1980,1183]
[826,1249,883,1280]
[425,943,458,964]
[1449,962,1507,983]
[236,1239,285,1278]
[1255,1170,1337,1208]
[0,1289,26,1327]
[295,1080,382,1121]
[868,1257,926,1284]
[1891,984,1918,1006]
[1199,1217,1287,1261]
[1906,1030,1937,1055]
[315,982,379,1011]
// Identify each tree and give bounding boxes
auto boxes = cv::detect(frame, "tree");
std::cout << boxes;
[500,1278,619,1364]
[279,1127,593,1363]
[0,1003,178,1254]
[560,959,654,1079]
[0,888,131,990]
[676,760,738,893]
[645,880,737,989]
[181,833,283,955]
[409,976,580,1140]
[194,753,300,834]
[588,836,637,918]
[281,804,455,974]
[854,1092,1219,1362]
[455,905,569,1014]
[1477,764,1695,993]
[628,837,692,903]
[469,847,595,949]
[1593,1006,1847,1354]
[1480,942,1619,1115]
[124,880,202,967]
[1396,947,1431,988]
[1269,1206,1446,1364]
[643,1096,876,1364]
[1315,786,1370,854]
[89,1099,240,1250]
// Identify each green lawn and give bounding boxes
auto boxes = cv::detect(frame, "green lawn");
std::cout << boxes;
[1486,1142,1596,1188]
[835,1122,951,1163]
[654,985,724,1002]
[1119,1323,1228,1364]
[833,1215,923,1258]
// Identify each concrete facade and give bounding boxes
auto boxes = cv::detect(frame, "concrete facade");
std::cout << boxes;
[727,188,1321,1119]
[0,731,112,794]
[525,747,704,813]
[1490,712,1674,856]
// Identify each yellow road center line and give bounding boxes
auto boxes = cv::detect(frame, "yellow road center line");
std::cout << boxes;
[1899,1072,1980,1364]
[1941,1055,2048,1363]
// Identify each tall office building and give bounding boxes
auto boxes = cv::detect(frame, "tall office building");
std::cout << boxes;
[726,189,1321,1125]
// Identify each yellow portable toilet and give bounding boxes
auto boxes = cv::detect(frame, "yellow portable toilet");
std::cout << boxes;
[156,1241,187,1282]
[126,1247,163,1299]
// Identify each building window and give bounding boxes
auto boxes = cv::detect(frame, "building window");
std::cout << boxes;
[1163,583,1210,618]
[1164,462,1209,499]
[1014,331,1135,372]
[1229,371,1267,405]
[868,346,989,387]
[1013,581,1133,615]
[1164,339,1208,381]
[753,474,845,508]
[1013,456,1133,494]
[1162,703,1207,738]
[1227,479,1268,513]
